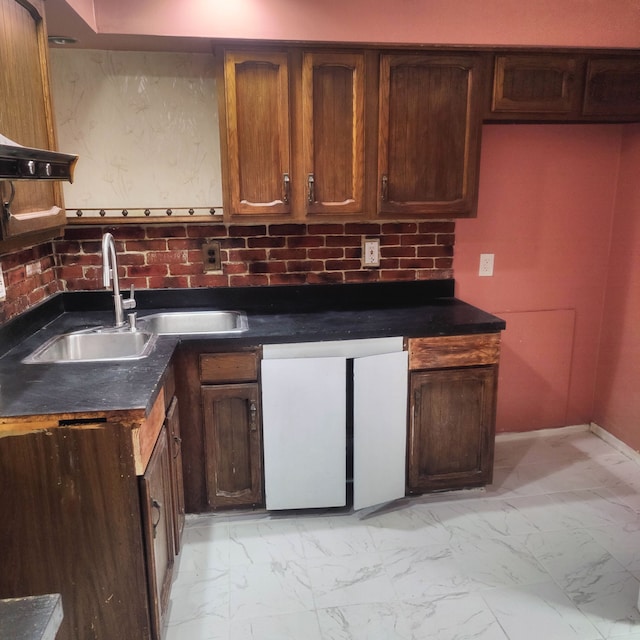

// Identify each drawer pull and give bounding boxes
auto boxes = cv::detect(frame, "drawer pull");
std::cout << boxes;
[249,401,258,432]
[151,499,162,538]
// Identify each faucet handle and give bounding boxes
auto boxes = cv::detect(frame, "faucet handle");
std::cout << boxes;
[123,284,137,310]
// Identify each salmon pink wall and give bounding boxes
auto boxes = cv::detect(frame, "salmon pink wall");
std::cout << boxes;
[456,125,622,433]
[75,0,640,48]
[594,125,640,451]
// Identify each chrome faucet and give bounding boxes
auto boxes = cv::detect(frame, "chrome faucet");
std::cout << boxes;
[101,232,136,328]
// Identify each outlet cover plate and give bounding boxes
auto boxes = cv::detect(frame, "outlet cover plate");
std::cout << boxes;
[479,253,494,277]
[362,238,380,267]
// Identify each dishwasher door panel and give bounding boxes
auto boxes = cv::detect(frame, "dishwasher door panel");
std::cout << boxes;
[353,350,408,510]
[261,356,346,510]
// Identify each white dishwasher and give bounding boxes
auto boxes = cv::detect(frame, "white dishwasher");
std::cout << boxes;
[261,337,408,511]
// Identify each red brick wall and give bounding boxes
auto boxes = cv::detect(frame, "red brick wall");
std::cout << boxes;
[0,242,62,324]
[56,222,455,291]
[0,221,454,322]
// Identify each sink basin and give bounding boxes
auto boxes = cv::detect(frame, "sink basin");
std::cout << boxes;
[137,310,248,335]
[23,329,157,364]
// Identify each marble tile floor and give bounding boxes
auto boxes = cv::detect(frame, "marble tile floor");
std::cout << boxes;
[164,426,640,640]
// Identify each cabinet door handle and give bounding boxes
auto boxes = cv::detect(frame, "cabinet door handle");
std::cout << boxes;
[381,174,388,202]
[282,173,290,205]
[307,173,315,204]
[151,499,162,539]
[172,435,182,459]
[249,401,258,432]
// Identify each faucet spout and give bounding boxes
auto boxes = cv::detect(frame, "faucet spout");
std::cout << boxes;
[102,232,135,328]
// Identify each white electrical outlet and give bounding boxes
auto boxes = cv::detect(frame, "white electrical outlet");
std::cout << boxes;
[0,265,6,301]
[362,238,380,267]
[479,253,494,277]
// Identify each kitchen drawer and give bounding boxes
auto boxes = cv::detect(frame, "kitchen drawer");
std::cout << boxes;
[408,333,500,370]
[200,351,259,383]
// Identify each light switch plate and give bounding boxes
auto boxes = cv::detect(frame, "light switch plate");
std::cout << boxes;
[479,253,494,277]
[362,238,380,267]
[0,264,6,301]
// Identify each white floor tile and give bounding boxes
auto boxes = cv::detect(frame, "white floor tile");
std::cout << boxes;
[307,552,396,609]
[165,428,640,640]
[482,581,602,640]
[316,603,413,640]
[229,560,314,620]
[229,610,323,640]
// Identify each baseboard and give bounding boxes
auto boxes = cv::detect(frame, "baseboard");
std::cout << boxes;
[495,424,589,442]
[590,422,640,464]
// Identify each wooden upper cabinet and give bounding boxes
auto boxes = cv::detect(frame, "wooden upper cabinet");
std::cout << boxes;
[583,57,640,117]
[0,0,66,247]
[377,54,484,218]
[301,52,365,215]
[223,51,291,216]
[491,54,579,115]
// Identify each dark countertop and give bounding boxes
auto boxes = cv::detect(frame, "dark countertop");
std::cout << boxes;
[0,280,505,420]
[0,594,63,640]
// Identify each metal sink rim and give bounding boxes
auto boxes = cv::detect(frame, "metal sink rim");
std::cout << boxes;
[22,328,157,364]
[136,310,249,335]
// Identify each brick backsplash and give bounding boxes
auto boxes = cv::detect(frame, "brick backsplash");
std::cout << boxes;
[0,221,455,322]
[0,242,62,324]
[56,222,455,291]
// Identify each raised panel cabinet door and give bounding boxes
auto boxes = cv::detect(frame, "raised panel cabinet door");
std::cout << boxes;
[202,383,263,509]
[302,51,365,215]
[223,50,291,215]
[491,54,579,115]
[140,427,175,640]
[377,54,484,217]
[408,366,497,492]
[583,57,640,117]
[166,396,185,554]
[0,0,65,243]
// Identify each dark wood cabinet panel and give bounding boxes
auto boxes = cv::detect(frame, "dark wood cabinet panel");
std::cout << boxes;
[0,423,151,640]
[583,57,640,117]
[491,54,580,114]
[0,0,66,248]
[203,383,263,509]
[408,366,497,492]
[377,53,484,217]
[222,50,291,216]
[140,427,175,640]
[166,396,185,554]
[302,51,365,215]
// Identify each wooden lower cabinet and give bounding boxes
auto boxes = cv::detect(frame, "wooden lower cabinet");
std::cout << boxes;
[140,427,175,640]
[407,333,500,494]
[0,373,184,640]
[166,396,185,553]
[202,383,263,509]
[408,366,497,492]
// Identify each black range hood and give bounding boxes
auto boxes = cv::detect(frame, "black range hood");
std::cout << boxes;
[0,134,77,182]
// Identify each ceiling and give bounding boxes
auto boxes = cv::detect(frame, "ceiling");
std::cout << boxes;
[44,0,214,52]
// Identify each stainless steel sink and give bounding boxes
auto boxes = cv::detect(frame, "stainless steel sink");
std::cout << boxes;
[23,329,157,363]
[137,310,248,335]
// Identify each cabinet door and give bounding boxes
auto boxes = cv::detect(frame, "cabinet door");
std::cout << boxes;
[377,53,484,217]
[223,50,291,215]
[302,52,365,215]
[261,356,346,510]
[140,427,175,639]
[583,57,640,117]
[353,350,408,510]
[202,383,263,509]
[166,396,185,553]
[408,366,497,492]
[491,54,579,115]
[0,0,65,245]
